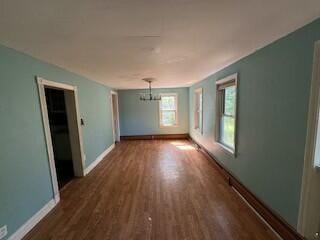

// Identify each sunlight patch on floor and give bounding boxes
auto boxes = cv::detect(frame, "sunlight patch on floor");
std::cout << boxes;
[170,141,195,150]
[160,157,180,181]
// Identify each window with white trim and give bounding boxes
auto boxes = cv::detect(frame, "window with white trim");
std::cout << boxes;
[216,74,238,153]
[313,109,320,168]
[194,88,203,133]
[159,93,178,127]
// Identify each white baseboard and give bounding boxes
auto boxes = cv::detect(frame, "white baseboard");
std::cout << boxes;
[84,143,115,175]
[7,144,115,240]
[8,198,57,240]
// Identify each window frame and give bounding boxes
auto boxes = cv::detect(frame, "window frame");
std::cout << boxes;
[159,93,178,127]
[215,73,238,155]
[194,88,203,134]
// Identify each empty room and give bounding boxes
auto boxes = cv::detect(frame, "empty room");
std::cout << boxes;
[1,1,320,240]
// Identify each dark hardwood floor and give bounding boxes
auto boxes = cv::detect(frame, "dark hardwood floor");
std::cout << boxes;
[25,140,278,240]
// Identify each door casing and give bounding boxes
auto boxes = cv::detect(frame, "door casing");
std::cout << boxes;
[37,77,85,203]
[110,90,120,142]
[298,40,320,238]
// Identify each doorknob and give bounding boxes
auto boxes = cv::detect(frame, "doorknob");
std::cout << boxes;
[314,232,320,239]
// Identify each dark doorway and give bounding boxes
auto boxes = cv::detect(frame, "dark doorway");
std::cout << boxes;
[45,88,74,189]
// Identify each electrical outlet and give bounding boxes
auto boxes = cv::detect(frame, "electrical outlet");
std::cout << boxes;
[0,225,7,239]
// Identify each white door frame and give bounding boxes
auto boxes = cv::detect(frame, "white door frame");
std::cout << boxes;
[298,41,320,237]
[110,90,120,142]
[37,77,85,203]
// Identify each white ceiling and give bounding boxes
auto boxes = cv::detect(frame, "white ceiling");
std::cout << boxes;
[0,0,320,89]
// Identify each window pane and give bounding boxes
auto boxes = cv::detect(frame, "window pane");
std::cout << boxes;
[314,111,320,168]
[194,92,201,129]
[224,86,235,116]
[162,111,176,126]
[195,94,199,111]
[161,96,176,110]
[194,110,199,129]
[198,93,202,131]
[220,115,235,149]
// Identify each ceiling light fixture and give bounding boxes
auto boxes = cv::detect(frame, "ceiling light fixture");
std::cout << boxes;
[139,78,161,101]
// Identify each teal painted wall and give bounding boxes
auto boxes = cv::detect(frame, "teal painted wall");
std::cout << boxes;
[2,17,320,238]
[189,19,320,227]
[118,88,189,136]
[0,45,114,239]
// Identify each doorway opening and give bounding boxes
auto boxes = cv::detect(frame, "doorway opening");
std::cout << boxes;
[45,88,74,189]
[111,91,120,143]
[37,77,85,203]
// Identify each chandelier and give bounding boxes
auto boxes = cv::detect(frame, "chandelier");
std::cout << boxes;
[139,78,161,101]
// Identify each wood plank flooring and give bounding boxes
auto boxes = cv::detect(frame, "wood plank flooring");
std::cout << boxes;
[24,140,278,240]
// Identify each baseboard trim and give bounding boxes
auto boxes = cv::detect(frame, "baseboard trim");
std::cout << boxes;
[232,187,283,240]
[84,143,115,175]
[120,134,189,140]
[8,198,57,240]
[189,137,304,240]
[8,144,116,240]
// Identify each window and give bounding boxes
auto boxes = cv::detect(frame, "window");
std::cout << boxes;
[313,109,320,168]
[215,74,238,153]
[159,93,178,127]
[194,88,203,133]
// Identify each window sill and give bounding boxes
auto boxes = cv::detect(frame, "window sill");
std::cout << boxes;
[216,142,236,157]
[160,124,179,128]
